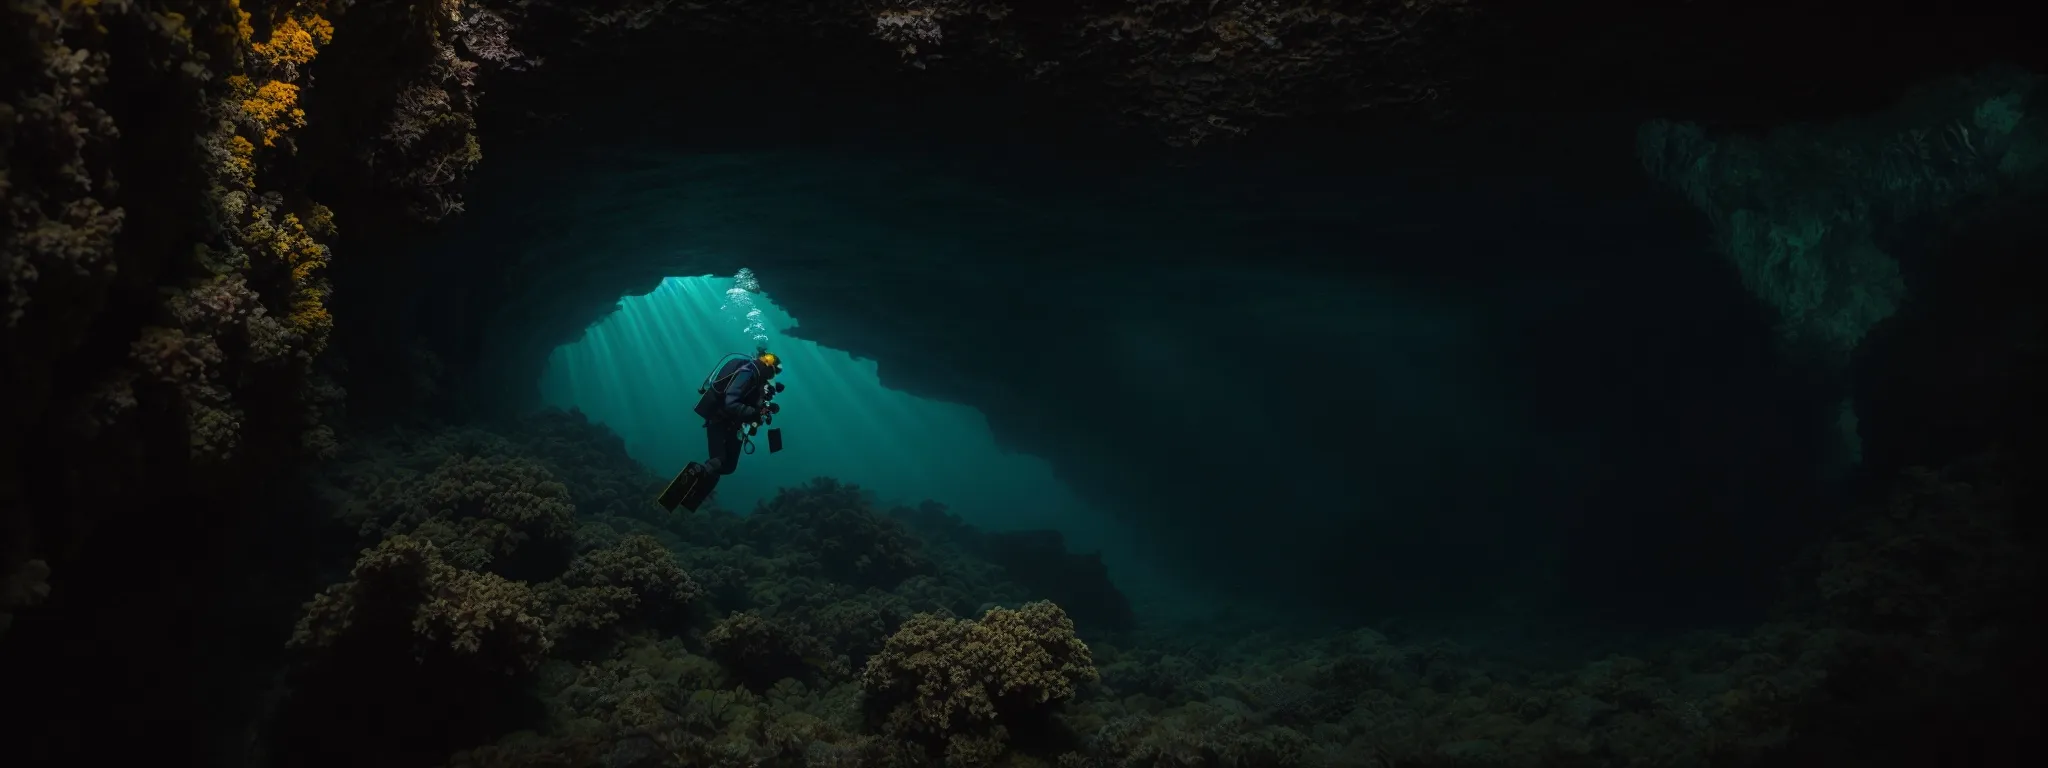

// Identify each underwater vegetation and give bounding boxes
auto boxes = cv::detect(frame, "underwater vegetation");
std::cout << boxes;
[1,0,520,634]
[246,407,2037,768]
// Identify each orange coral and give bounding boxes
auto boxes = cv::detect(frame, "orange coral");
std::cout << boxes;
[225,203,332,355]
[226,0,254,42]
[251,14,334,70]
[206,3,343,359]
[278,213,333,351]
[237,77,306,146]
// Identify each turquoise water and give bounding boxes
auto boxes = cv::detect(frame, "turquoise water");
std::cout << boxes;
[537,274,1176,601]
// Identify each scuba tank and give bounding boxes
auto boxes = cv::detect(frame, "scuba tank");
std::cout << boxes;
[693,353,784,425]
[695,353,754,396]
[693,353,754,419]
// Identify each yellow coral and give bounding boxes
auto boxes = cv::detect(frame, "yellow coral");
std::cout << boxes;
[290,295,332,353]
[240,79,305,146]
[156,12,193,41]
[224,0,254,40]
[225,135,256,178]
[306,203,337,237]
[224,206,332,355]
[57,0,110,34]
[284,237,325,284]
[251,14,334,69]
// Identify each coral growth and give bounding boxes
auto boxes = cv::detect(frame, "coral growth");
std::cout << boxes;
[446,650,901,768]
[383,453,578,571]
[861,601,1098,762]
[256,412,2042,767]
[2,0,342,637]
[41,5,538,450]
[540,533,700,642]
[1,0,125,331]
[291,534,554,674]
[2,0,531,625]
[704,610,839,689]
[273,414,1113,766]
[745,477,932,589]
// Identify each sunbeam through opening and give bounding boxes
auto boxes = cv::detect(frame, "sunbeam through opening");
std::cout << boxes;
[536,274,1180,599]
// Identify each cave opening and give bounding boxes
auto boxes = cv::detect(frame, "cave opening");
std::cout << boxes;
[407,77,1851,641]
[537,273,1176,606]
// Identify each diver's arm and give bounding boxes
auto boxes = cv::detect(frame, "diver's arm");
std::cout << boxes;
[721,367,759,421]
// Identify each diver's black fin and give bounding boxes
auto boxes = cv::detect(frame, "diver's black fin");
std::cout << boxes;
[682,471,718,511]
[657,462,715,512]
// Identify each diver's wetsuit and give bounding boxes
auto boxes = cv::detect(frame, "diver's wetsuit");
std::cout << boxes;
[694,357,770,476]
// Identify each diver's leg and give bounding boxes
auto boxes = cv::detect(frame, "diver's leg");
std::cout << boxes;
[718,431,742,475]
[704,423,729,474]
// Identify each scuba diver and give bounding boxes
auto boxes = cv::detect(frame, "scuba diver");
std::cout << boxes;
[657,350,786,512]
